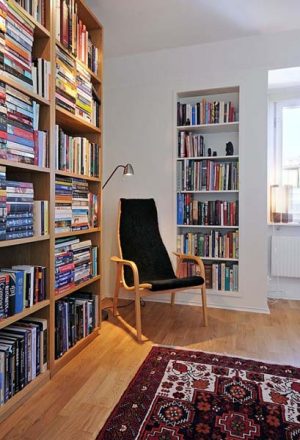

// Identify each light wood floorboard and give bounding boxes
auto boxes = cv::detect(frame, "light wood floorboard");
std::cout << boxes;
[0,299,299,439]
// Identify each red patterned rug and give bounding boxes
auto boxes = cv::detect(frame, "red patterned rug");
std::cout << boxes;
[97,346,300,439]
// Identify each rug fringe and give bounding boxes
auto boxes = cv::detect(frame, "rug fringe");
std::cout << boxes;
[152,344,300,369]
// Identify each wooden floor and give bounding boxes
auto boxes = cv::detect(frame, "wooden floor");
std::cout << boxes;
[0,299,299,439]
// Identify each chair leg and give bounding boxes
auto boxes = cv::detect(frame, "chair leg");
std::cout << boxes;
[113,265,121,316]
[135,290,142,342]
[171,292,176,306]
[201,284,208,326]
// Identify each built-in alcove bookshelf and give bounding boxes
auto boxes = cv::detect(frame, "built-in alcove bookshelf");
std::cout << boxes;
[176,87,239,296]
[0,0,102,420]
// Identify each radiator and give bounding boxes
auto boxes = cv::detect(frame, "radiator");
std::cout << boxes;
[271,236,300,278]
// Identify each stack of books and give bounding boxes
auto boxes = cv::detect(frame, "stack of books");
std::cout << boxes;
[32,58,51,100]
[33,200,48,235]
[205,262,239,291]
[14,0,45,25]
[91,85,100,128]
[55,291,98,359]
[76,61,92,121]
[177,194,239,226]
[6,179,34,240]
[55,125,99,177]
[177,160,239,192]
[0,0,35,89]
[0,166,6,241]
[55,176,72,233]
[177,99,238,126]
[55,176,98,233]
[177,230,239,259]
[0,317,47,404]
[0,265,46,318]
[55,0,98,75]
[55,45,76,114]
[178,132,205,158]
[0,81,48,167]
[54,237,98,293]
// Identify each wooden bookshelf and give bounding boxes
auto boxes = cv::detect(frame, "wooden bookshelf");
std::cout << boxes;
[176,87,240,294]
[0,0,103,419]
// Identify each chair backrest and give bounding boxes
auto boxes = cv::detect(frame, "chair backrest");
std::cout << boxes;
[119,199,175,286]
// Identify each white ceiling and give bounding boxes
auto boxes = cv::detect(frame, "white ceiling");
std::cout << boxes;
[88,0,300,58]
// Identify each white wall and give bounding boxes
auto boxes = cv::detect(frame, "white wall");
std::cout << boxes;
[102,29,300,313]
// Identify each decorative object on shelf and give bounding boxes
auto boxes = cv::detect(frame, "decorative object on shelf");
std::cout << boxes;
[101,164,134,321]
[226,141,234,156]
[207,148,212,157]
[213,151,217,156]
[270,184,293,223]
[102,163,134,190]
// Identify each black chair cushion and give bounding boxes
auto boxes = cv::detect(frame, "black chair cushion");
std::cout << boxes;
[120,199,176,286]
[147,276,204,291]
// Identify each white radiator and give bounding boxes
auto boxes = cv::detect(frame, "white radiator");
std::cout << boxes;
[271,236,300,278]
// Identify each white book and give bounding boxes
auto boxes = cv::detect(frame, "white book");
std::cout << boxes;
[12,265,35,307]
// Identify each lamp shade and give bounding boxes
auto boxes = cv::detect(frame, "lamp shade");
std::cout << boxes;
[123,163,134,176]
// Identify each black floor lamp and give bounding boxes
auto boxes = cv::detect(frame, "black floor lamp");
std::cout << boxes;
[101,163,134,320]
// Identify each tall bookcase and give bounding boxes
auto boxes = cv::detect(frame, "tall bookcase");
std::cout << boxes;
[176,87,240,296]
[0,0,102,420]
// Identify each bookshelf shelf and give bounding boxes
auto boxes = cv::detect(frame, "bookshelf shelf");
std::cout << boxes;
[0,0,103,418]
[0,371,50,423]
[0,75,50,106]
[56,106,101,134]
[176,87,240,294]
[55,227,101,238]
[0,234,50,248]
[177,155,239,161]
[177,225,239,229]
[55,169,100,182]
[0,300,50,330]
[52,329,98,376]
[54,275,101,301]
[177,121,239,133]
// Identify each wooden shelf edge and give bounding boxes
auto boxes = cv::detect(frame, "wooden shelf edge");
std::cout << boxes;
[54,275,101,301]
[177,225,239,229]
[177,155,239,161]
[0,371,50,422]
[10,0,50,38]
[0,235,50,248]
[51,329,99,376]
[201,257,239,262]
[55,228,101,239]
[178,190,239,194]
[0,74,50,106]
[56,106,101,134]
[0,300,50,330]
[55,169,100,182]
[0,159,50,174]
[177,122,239,130]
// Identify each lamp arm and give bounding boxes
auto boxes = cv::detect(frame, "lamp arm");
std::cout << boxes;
[102,165,125,189]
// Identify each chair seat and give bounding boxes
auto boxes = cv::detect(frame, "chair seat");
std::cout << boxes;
[146,276,204,292]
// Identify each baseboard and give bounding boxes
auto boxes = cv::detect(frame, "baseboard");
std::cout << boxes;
[118,292,270,314]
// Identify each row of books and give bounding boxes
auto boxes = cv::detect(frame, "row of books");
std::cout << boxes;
[178,132,205,158]
[177,160,239,192]
[55,0,99,74]
[55,125,99,177]
[14,0,45,26]
[0,317,47,405]
[32,58,51,100]
[0,0,34,89]
[177,100,238,126]
[55,237,98,293]
[0,168,48,240]
[177,194,239,226]
[177,231,239,259]
[0,82,48,167]
[55,291,98,359]
[55,176,98,233]
[205,262,238,291]
[56,45,100,126]
[0,265,46,319]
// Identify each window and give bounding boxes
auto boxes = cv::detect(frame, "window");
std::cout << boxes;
[270,98,300,223]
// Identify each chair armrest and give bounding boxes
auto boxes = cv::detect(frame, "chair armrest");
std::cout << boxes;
[173,252,205,279]
[111,256,140,289]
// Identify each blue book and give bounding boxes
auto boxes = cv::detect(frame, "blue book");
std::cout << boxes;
[2,270,24,313]
[225,266,230,291]
[192,105,196,125]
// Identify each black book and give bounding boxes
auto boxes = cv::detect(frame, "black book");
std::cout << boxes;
[196,102,200,125]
